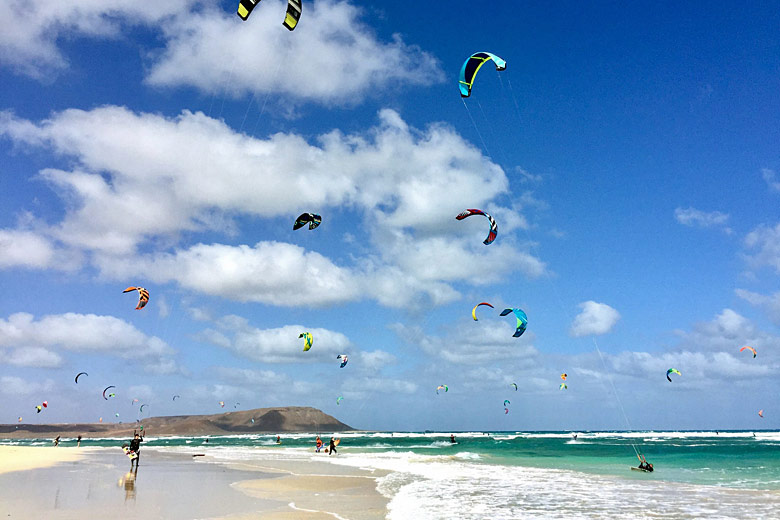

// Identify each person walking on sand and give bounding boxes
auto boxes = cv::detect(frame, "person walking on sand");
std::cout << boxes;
[53,435,60,447]
[328,437,337,456]
[77,435,82,448]
[129,430,144,468]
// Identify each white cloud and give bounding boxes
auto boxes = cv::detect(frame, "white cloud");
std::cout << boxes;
[736,289,780,325]
[0,376,55,395]
[762,168,780,193]
[197,314,351,363]
[0,0,193,79]
[744,223,780,273]
[0,229,56,269]
[0,312,178,372]
[569,301,620,337]
[146,1,443,104]
[674,207,731,233]
[1,106,545,307]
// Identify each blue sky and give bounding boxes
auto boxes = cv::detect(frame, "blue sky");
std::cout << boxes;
[1,0,779,431]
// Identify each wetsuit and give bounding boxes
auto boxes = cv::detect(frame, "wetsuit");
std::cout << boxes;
[328,439,337,455]
[129,436,143,466]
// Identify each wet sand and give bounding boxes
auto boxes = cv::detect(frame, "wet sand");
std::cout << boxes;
[0,446,388,519]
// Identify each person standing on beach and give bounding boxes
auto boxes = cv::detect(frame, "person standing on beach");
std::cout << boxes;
[77,435,82,447]
[129,430,144,468]
[315,436,323,452]
[328,437,337,456]
[53,435,60,447]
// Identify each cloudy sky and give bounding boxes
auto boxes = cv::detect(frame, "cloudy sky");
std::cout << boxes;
[1,1,779,431]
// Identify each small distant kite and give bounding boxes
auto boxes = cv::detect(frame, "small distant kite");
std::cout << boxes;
[560,373,567,381]
[173,395,180,401]
[758,410,764,418]
[500,308,528,337]
[35,405,42,413]
[456,209,497,245]
[139,404,148,413]
[299,332,313,351]
[336,396,343,405]
[740,346,757,358]
[17,417,22,423]
[436,385,449,394]
[504,408,509,414]
[235,402,240,409]
[503,400,511,406]
[238,0,303,31]
[472,302,494,321]
[511,383,517,391]
[75,372,88,383]
[103,386,116,400]
[42,401,48,408]
[293,213,321,231]
[123,286,149,310]
[337,354,348,368]
[219,401,225,408]
[666,368,681,383]
[559,383,568,390]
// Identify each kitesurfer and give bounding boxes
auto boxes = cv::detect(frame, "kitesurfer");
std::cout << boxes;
[129,430,144,468]
[315,436,323,452]
[637,454,653,472]
[450,434,456,444]
[328,437,338,456]
[276,435,281,444]
[53,435,60,447]
[77,435,82,448]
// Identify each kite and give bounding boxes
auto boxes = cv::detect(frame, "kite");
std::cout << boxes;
[459,52,506,98]
[42,401,47,408]
[666,368,681,382]
[560,373,567,381]
[219,401,225,408]
[115,413,120,417]
[337,354,348,368]
[504,408,509,414]
[503,400,511,406]
[336,396,343,405]
[18,417,22,422]
[103,386,116,400]
[436,385,448,394]
[237,0,260,20]
[500,308,528,337]
[35,405,42,413]
[293,213,321,230]
[758,409,764,418]
[299,332,313,351]
[472,302,494,321]
[456,209,497,245]
[123,286,149,310]
[511,383,517,391]
[235,402,240,408]
[173,395,180,401]
[559,383,567,390]
[75,372,88,383]
[283,0,302,30]
[740,346,757,358]
[99,417,103,423]
[139,404,148,413]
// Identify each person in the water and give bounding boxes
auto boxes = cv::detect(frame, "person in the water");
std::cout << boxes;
[450,434,456,443]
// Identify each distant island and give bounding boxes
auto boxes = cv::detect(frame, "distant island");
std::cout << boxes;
[0,406,353,439]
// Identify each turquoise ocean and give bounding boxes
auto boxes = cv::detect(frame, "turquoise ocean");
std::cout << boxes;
[6,430,780,518]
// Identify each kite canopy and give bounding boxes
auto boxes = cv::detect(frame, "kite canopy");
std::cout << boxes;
[740,346,757,358]
[173,395,180,401]
[504,407,509,414]
[299,332,313,351]
[666,368,681,382]
[758,409,764,418]
[237,0,260,21]
[75,372,88,383]
[337,354,349,368]
[472,302,494,321]
[559,383,568,390]
[35,405,42,413]
[560,373,567,381]
[293,213,321,230]
[436,384,448,394]
[219,401,225,408]
[503,400,511,406]
[283,0,302,30]
[103,386,116,400]
[459,52,506,97]
[123,286,149,310]
[456,209,497,245]
[139,404,148,413]
[511,383,517,391]
[336,396,343,405]
[500,308,528,337]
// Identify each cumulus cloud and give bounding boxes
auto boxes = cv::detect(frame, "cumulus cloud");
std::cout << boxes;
[0,230,56,269]
[197,314,351,363]
[1,106,544,307]
[569,301,620,337]
[0,312,178,372]
[1,0,442,102]
[744,223,780,273]
[0,376,55,395]
[147,1,443,104]
[674,207,731,233]
[0,0,192,79]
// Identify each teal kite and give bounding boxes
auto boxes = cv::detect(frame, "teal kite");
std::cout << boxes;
[459,52,506,98]
[500,308,528,337]
[666,368,681,382]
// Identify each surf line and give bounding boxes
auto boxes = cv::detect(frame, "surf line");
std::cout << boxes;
[288,502,349,520]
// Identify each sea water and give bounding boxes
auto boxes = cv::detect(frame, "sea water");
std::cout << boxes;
[7,430,780,518]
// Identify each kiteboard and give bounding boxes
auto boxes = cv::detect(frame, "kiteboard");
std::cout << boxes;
[630,466,650,472]
[122,447,138,460]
